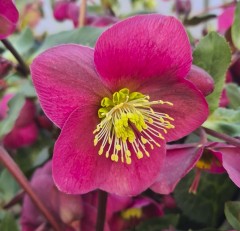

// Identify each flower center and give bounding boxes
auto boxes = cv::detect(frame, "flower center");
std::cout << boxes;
[196,150,221,170]
[93,88,175,164]
[121,208,142,220]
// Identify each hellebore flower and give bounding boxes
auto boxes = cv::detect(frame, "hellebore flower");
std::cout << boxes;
[151,142,240,194]
[21,161,83,231]
[0,0,19,39]
[31,14,208,196]
[0,94,38,149]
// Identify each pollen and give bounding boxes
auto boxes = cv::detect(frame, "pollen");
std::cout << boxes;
[93,88,175,164]
[121,208,143,220]
[196,150,222,170]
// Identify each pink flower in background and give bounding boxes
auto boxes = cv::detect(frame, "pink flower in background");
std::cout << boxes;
[151,142,240,194]
[21,161,84,231]
[108,196,164,231]
[0,94,38,149]
[82,190,173,231]
[53,0,118,27]
[151,143,203,194]
[0,0,19,39]
[53,0,79,27]
[175,0,191,15]
[218,5,235,34]
[31,14,208,196]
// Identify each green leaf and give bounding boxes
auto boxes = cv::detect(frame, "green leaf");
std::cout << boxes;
[225,83,240,109]
[0,212,19,231]
[4,27,35,61]
[174,171,237,228]
[34,26,106,57]
[193,32,231,113]
[135,214,179,231]
[0,94,25,138]
[0,169,19,204]
[184,14,216,26]
[225,201,240,230]
[203,107,240,137]
[232,1,240,50]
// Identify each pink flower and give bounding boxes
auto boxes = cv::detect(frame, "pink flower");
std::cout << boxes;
[0,0,19,39]
[176,0,191,15]
[0,94,38,149]
[151,142,240,194]
[21,161,83,231]
[31,14,208,196]
[108,196,164,231]
[53,0,118,27]
[53,0,79,27]
[218,5,235,34]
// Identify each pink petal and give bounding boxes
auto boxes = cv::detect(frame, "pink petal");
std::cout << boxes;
[53,107,166,196]
[53,1,70,21]
[220,89,229,107]
[217,147,240,187]
[3,122,38,149]
[15,100,36,127]
[100,138,166,196]
[94,14,192,91]
[151,144,203,194]
[0,0,19,39]
[52,107,110,194]
[218,6,235,34]
[31,44,110,128]
[185,65,214,96]
[138,76,209,142]
[204,148,225,173]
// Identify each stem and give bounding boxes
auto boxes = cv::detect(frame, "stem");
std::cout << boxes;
[96,190,108,231]
[1,39,29,76]
[0,147,61,231]
[203,127,240,147]
[79,0,87,28]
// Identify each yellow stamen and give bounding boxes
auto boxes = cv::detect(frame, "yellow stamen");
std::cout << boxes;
[121,208,143,220]
[94,88,175,164]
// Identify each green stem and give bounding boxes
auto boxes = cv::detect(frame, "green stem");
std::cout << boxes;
[96,190,108,231]
[0,146,61,231]
[1,39,29,76]
[203,127,240,147]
